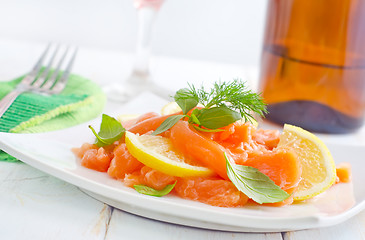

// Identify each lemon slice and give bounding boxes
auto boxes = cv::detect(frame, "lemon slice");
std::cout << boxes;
[125,131,214,177]
[117,114,139,123]
[160,102,208,115]
[278,124,336,201]
[161,102,182,115]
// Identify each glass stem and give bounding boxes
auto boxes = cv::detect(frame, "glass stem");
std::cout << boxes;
[133,7,158,79]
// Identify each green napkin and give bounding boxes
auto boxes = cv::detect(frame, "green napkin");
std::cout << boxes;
[0,72,106,162]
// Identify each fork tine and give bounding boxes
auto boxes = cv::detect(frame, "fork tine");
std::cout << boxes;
[41,46,69,90]
[31,44,60,88]
[54,48,77,88]
[50,47,77,93]
[20,43,51,86]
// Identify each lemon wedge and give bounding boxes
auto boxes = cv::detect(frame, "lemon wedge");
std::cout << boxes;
[125,131,214,177]
[161,102,182,115]
[160,102,206,115]
[278,124,336,201]
[117,114,139,123]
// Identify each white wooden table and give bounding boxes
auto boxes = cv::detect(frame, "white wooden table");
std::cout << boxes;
[1,40,365,240]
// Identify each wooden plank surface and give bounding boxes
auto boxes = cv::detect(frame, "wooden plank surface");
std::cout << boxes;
[283,210,365,240]
[0,162,111,239]
[105,209,283,240]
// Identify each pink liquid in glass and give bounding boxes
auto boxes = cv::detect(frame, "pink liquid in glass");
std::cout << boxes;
[133,0,165,10]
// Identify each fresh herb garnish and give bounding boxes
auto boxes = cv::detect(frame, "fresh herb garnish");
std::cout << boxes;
[89,114,125,147]
[176,80,267,122]
[151,115,185,136]
[191,125,225,133]
[134,181,177,197]
[174,88,199,115]
[225,154,289,204]
[153,79,267,135]
[194,106,242,129]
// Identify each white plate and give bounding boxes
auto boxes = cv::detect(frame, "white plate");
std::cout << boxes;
[0,93,364,232]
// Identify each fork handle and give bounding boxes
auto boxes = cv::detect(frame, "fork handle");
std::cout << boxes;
[0,90,23,119]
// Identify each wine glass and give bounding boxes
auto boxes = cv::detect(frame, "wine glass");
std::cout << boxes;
[104,0,173,102]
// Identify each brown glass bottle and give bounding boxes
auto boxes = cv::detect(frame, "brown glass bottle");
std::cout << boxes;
[259,0,365,133]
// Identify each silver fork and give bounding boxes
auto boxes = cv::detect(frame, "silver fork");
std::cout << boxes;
[0,44,78,119]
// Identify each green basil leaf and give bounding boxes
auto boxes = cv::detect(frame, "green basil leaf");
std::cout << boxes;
[134,181,177,197]
[174,88,198,114]
[192,125,225,133]
[188,108,202,125]
[189,113,201,125]
[89,114,125,147]
[197,106,241,129]
[225,154,289,204]
[152,115,185,136]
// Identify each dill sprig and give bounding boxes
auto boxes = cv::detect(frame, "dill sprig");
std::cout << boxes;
[175,79,267,123]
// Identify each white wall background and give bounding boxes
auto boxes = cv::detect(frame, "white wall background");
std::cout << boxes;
[0,0,267,66]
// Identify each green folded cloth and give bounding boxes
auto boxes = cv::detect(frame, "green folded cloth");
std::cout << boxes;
[0,72,106,162]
